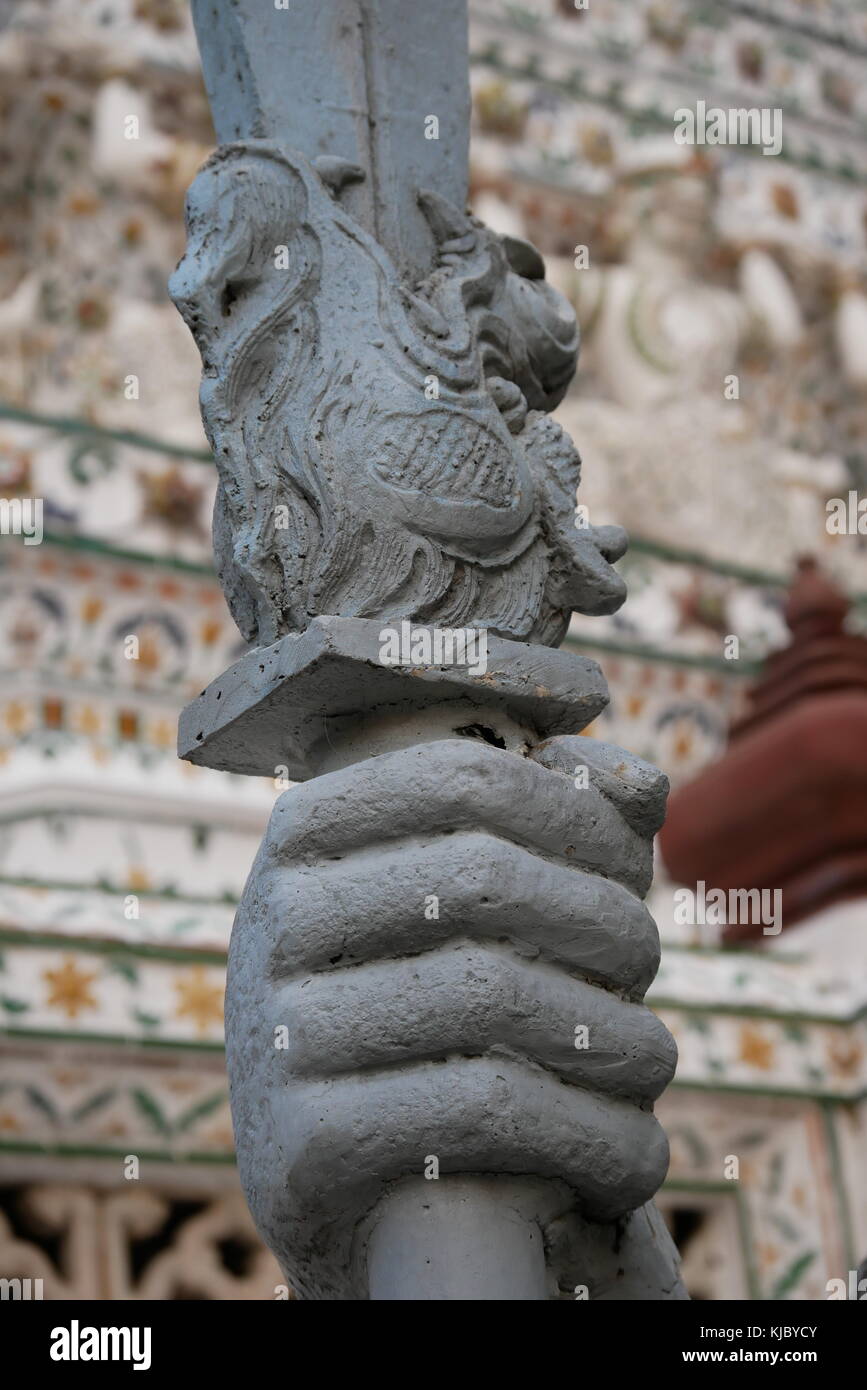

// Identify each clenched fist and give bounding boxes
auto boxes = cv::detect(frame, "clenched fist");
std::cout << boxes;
[226,732,678,1299]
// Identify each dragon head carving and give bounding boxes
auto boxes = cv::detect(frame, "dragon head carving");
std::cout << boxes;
[169,141,626,647]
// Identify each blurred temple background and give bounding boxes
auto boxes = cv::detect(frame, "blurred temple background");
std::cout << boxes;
[0,0,865,1299]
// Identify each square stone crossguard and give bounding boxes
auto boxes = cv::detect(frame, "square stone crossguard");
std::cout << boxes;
[179,616,609,780]
[174,0,685,1301]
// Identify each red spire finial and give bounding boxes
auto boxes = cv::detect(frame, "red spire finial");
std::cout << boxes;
[659,557,867,938]
[784,555,848,641]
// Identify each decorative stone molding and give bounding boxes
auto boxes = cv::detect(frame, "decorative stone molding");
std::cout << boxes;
[0,1185,282,1300]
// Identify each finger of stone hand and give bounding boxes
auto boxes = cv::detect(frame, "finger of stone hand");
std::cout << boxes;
[264,737,653,896]
[260,829,660,998]
[546,1200,688,1301]
[271,941,677,1101]
[273,1056,670,1234]
[531,735,669,838]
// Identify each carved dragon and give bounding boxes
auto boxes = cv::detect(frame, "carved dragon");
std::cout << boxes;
[169,141,627,647]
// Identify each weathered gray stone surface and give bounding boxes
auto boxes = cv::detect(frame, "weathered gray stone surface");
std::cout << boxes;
[190,0,470,284]
[363,1180,686,1300]
[179,615,609,777]
[172,0,685,1300]
[226,730,682,1299]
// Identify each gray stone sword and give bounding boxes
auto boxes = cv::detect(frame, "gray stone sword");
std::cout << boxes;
[172,0,686,1300]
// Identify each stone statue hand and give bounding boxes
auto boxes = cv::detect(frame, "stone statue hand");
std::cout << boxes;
[226,733,678,1298]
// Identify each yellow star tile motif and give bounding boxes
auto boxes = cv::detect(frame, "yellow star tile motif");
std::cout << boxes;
[174,966,224,1037]
[737,1023,775,1070]
[43,957,99,1019]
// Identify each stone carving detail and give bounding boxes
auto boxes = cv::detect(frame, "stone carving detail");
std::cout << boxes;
[226,732,680,1299]
[169,142,627,647]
